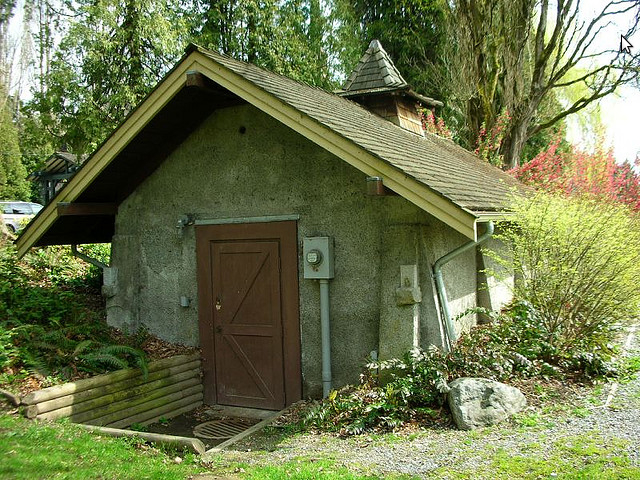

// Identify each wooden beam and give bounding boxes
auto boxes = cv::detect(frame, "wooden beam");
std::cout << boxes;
[185,70,239,99]
[185,70,207,88]
[35,173,75,181]
[57,203,118,216]
[79,425,206,455]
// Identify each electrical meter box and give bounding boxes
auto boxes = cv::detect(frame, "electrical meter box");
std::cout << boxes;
[303,237,334,279]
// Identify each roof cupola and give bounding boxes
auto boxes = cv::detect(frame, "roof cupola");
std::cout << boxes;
[338,40,442,136]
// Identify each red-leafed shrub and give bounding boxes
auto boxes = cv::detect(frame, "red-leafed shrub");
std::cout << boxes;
[422,109,453,140]
[511,135,640,211]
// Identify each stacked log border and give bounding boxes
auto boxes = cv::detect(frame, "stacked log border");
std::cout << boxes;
[20,353,202,428]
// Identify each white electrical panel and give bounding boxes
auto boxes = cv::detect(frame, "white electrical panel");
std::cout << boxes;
[303,237,335,279]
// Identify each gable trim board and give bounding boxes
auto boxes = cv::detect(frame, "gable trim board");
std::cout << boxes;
[16,55,194,257]
[17,46,516,257]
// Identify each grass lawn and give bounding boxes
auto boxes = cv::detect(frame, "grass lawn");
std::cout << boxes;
[429,432,640,479]
[0,412,205,480]
[2,406,640,479]
[0,411,379,480]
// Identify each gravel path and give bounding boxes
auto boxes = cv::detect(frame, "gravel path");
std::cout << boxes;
[215,325,640,478]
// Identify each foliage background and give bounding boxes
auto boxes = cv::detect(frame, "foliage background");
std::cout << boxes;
[0,0,637,199]
[0,241,147,390]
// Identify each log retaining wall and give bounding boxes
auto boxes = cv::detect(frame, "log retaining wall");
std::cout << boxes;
[18,353,202,428]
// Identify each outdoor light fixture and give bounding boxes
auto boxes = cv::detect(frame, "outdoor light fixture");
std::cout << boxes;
[176,214,194,234]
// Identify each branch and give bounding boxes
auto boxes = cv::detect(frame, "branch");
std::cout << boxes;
[533,0,549,79]
[551,1,583,76]
[542,0,575,63]
[531,64,634,134]
[554,0,639,81]
[553,64,615,88]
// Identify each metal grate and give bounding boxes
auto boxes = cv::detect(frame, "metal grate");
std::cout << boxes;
[193,418,257,440]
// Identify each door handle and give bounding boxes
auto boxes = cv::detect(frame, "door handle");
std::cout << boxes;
[215,297,222,310]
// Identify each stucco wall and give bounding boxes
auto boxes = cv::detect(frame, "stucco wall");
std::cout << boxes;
[375,197,478,358]
[477,234,515,317]
[106,103,486,398]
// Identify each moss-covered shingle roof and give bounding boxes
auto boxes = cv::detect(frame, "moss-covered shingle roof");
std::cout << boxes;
[200,46,520,213]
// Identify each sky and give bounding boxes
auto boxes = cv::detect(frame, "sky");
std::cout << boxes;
[566,0,640,164]
[598,86,640,163]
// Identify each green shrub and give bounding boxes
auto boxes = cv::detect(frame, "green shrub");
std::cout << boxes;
[451,303,619,379]
[490,193,640,356]
[305,352,446,435]
[20,244,110,289]
[0,241,144,384]
[305,301,621,435]
[0,324,16,369]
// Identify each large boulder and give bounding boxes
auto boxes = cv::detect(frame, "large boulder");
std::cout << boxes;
[447,377,526,430]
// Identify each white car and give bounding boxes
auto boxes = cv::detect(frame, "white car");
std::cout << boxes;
[1,201,44,233]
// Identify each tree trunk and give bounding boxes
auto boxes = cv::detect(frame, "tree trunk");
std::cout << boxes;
[502,111,533,169]
[0,0,16,88]
[466,96,484,150]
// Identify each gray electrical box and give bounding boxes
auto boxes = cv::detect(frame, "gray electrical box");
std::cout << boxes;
[303,237,335,279]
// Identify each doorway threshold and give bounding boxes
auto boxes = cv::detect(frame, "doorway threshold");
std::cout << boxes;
[204,404,279,420]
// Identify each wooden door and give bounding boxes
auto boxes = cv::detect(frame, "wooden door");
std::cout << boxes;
[196,221,301,410]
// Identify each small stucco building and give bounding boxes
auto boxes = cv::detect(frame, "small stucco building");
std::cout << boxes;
[18,41,518,411]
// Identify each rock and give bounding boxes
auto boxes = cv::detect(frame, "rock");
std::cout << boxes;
[447,377,526,430]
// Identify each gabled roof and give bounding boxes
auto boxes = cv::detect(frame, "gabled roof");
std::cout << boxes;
[17,44,520,256]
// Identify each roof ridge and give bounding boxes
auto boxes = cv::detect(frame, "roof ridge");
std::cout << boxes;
[195,45,382,121]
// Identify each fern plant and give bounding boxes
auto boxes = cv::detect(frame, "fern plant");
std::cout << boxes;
[0,242,149,387]
[78,344,148,377]
[0,324,16,369]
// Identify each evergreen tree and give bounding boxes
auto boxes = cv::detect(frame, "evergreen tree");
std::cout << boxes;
[193,0,336,88]
[26,0,188,156]
[335,0,446,96]
[0,93,29,200]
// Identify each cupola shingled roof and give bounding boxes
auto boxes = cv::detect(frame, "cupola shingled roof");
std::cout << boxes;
[338,40,442,107]
[342,39,409,92]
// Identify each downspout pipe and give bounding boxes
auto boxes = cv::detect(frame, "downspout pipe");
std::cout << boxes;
[319,279,332,397]
[71,244,108,270]
[433,221,494,352]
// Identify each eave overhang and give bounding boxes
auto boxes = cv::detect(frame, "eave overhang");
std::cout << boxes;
[336,86,443,107]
